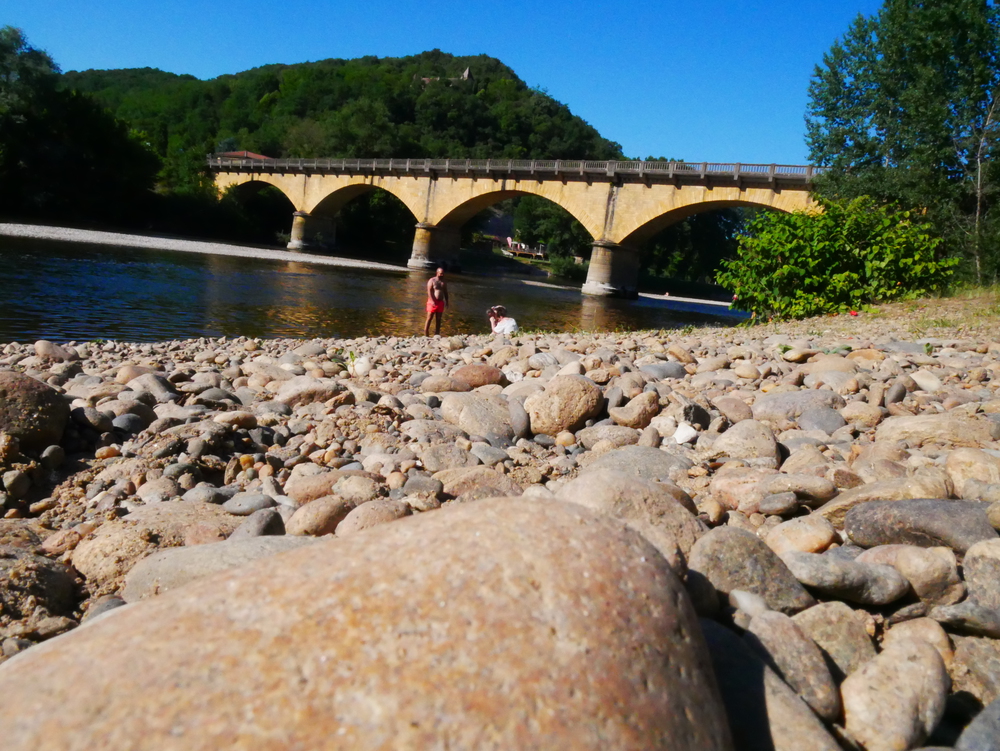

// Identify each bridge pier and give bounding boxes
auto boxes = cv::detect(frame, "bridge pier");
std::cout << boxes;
[287,211,336,251]
[407,223,461,270]
[582,241,640,298]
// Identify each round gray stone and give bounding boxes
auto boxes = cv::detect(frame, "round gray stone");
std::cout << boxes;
[846,499,999,555]
[688,527,816,614]
[585,445,693,481]
[780,551,910,606]
[639,362,687,380]
[222,493,276,516]
[956,695,1000,751]
[228,508,285,540]
[112,413,146,434]
[796,407,847,435]
[752,390,847,422]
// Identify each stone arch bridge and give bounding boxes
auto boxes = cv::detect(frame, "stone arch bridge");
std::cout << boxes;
[209,156,819,297]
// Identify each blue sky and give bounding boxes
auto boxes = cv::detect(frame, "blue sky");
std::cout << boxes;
[6,0,883,164]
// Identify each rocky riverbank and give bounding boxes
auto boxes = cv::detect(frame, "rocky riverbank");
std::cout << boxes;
[0,295,999,749]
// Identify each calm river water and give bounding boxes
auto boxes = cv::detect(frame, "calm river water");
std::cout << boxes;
[0,236,732,342]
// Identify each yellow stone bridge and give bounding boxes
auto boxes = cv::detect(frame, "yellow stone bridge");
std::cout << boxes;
[209,157,819,297]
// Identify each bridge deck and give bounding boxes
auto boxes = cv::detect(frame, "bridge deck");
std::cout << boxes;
[208,156,820,186]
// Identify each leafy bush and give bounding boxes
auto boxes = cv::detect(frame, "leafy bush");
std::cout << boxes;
[547,254,588,281]
[716,197,957,319]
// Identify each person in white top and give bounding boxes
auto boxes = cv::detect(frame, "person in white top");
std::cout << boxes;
[487,305,518,335]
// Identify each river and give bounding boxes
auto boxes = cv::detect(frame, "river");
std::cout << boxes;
[0,235,737,342]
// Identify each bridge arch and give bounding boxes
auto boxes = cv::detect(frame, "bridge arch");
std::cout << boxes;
[609,184,815,247]
[214,172,307,212]
[210,158,819,293]
[618,197,782,247]
[430,182,604,241]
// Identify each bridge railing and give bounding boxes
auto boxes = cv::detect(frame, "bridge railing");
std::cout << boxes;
[206,156,821,184]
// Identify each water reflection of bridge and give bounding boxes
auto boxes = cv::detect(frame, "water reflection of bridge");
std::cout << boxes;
[210,157,819,298]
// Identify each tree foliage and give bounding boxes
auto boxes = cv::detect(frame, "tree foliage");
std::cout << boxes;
[512,196,593,257]
[0,27,161,223]
[642,209,747,283]
[62,50,623,192]
[806,0,1000,282]
[717,198,956,319]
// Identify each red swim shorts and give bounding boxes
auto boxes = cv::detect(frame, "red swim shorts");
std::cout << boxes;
[426,299,445,314]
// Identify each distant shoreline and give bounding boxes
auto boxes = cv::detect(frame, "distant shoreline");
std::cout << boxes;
[0,223,408,274]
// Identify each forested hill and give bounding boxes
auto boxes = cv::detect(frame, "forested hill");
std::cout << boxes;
[60,50,624,192]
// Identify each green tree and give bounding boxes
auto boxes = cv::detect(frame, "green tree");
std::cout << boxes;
[513,196,592,257]
[63,49,622,189]
[0,27,160,221]
[717,197,956,319]
[806,0,1000,282]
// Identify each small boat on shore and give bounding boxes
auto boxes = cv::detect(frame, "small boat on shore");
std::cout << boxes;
[635,292,751,320]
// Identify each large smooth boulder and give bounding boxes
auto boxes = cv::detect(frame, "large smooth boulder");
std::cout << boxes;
[274,375,343,407]
[451,364,506,388]
[71,502,241,592]
[285,496,353,536]
[584,445,693,481]
[608,391,660,430]
[751,390,846,423]
[556,471,703,572]
[440,392,514,440]
[766,515,838,556]
[432,466,523,499]
[576,424,640,449]
[0,371,69,450]
[121,536,318,601]
[640,361,687,380]
[421,375,472,393]
[0,499,732,751]
[523,375,603,435]
[34,339,77,362]
[283,469,375,506]
[702,420,780,467]
[875,412,1000,448]
[335,499,411,537]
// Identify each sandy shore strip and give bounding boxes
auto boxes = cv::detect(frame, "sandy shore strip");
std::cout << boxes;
[0,223,408,274]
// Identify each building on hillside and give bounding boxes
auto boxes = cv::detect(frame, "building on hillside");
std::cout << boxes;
[416,68,474,86]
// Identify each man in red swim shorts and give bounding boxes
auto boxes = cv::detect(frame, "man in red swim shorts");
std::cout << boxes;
[424,267,449,336]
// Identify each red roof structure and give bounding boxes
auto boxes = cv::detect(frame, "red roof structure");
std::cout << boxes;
[215,150,272,160]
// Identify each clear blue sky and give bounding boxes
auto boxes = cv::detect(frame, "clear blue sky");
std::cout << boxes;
[6,0,883,164]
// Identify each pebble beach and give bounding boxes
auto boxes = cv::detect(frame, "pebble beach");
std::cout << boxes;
[0,274,999,747]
